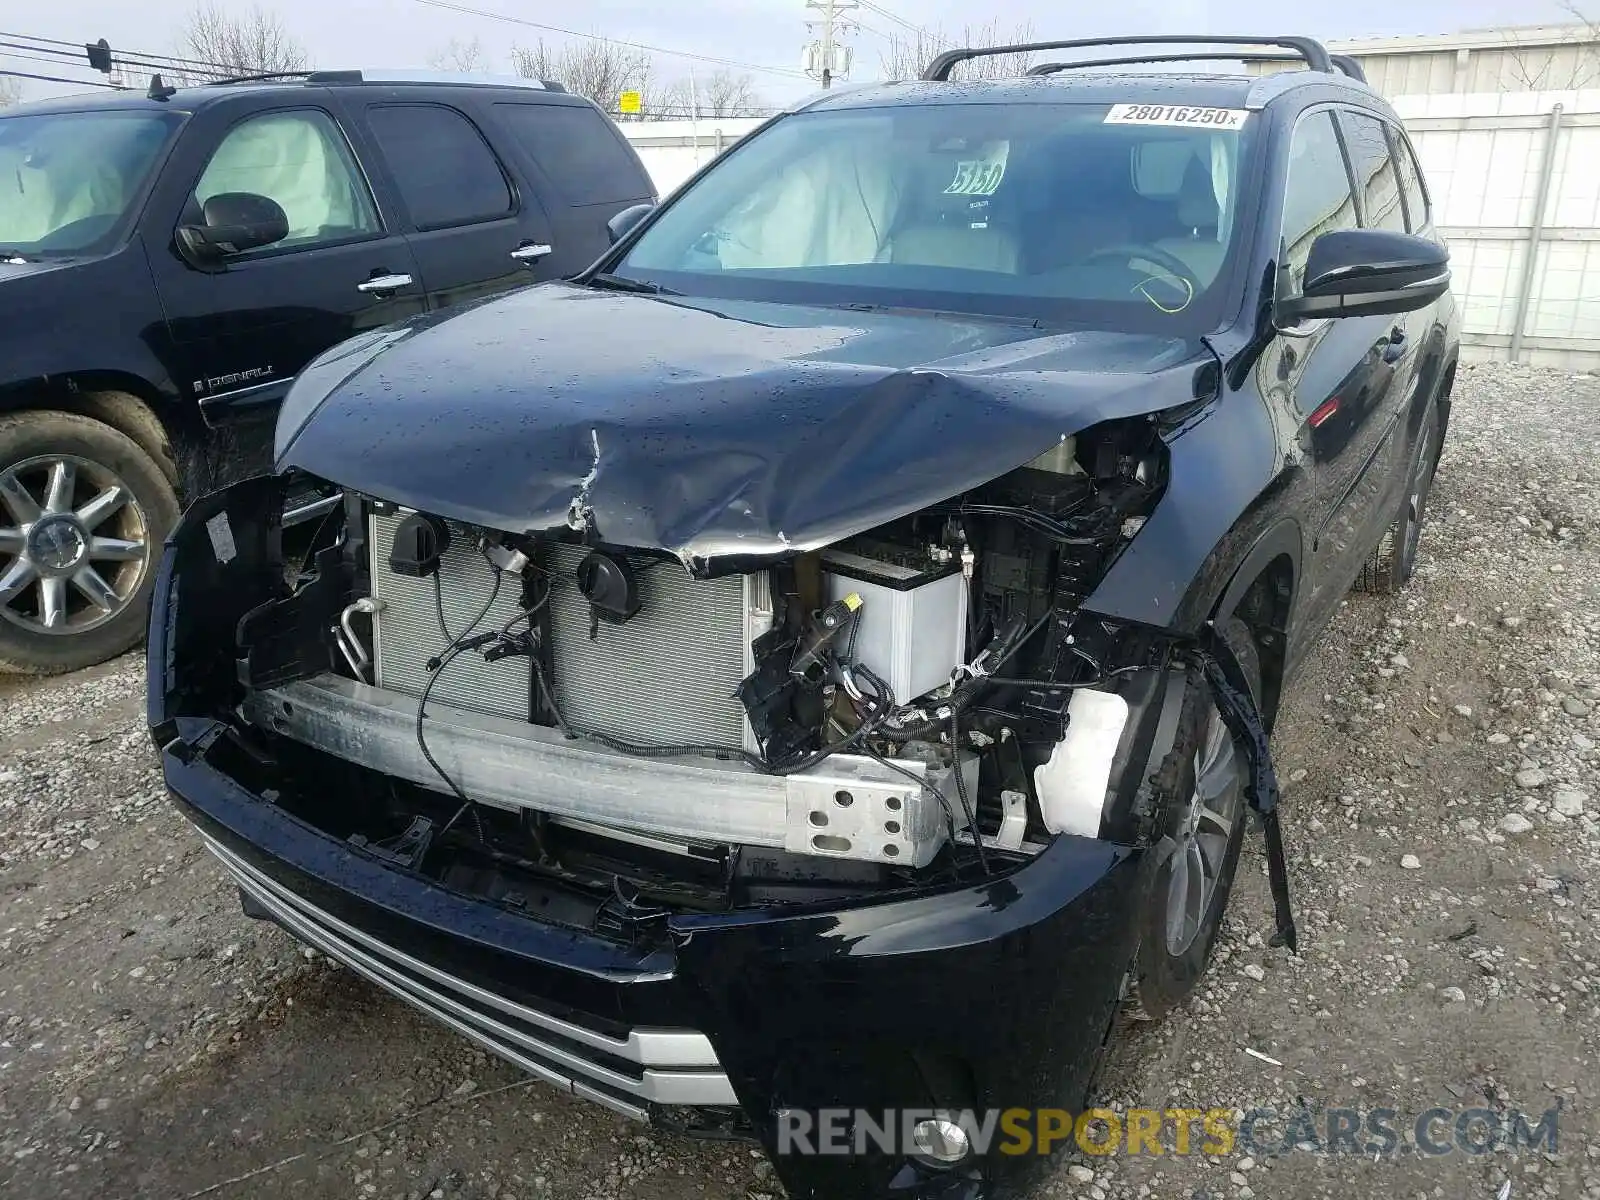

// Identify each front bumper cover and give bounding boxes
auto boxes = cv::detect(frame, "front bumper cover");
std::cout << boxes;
[161,732,1145,1200]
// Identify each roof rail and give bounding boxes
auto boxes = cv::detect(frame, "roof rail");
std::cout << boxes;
[923,35,1334,81]
[199,68,560,90]
[203,71,316,85]
[1329,53,1368,82]
[1027,51,1304,75]
[306,68,555,90]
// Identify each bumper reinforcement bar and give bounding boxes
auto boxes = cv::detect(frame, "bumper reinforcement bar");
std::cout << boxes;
[243,675,953,867]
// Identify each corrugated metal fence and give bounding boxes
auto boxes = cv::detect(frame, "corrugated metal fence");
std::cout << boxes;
[1394,89,1600,369]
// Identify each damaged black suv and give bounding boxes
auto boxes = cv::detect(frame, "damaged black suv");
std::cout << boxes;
[149,36,1457,1200]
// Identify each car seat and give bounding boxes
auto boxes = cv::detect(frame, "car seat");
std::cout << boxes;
[1154,156,1228,284]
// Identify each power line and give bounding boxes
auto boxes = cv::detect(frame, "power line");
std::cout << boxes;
[0,30,246,76]
[409,0,810,79]
[0,67,120,89]
[0,48,95,69]
[854,0,931,39]
[0,39,234,84]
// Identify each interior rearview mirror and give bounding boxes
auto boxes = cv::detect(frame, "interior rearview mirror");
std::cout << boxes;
[176,191,290,268]
[1279,228,1450,322]
[607,202,655,245]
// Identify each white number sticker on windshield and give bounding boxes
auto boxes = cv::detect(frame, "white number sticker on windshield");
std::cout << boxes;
[944,143,1010,196]
[1104,104,1249,130]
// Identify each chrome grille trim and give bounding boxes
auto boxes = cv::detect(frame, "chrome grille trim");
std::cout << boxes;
[202,836,737,1119]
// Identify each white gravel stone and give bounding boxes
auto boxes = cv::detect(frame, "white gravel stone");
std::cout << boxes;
[1499,813,1536,834]
[1516,768,1549,789]
[1552,788,1588,817]
[1400,854,1423,869]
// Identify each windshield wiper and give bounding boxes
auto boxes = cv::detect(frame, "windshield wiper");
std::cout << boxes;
[828,301,1043,329]
[585,272,679,296]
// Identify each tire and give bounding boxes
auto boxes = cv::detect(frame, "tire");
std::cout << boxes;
[1357,404,1443,595]
[76,390,182,492]
[1131,616,1262,1020]
[0,411,179,675]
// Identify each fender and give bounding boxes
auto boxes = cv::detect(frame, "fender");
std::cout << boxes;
[1213,517,1303,625]
[1082,378,1300,632]
[0,245,188,427]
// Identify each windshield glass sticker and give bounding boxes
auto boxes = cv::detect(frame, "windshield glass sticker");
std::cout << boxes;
[944,142,1010,196]
[205,512,238,565]
[1105,104,1249,130]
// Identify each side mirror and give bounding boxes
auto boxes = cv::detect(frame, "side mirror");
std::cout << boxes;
[606,202,655,245]
[1279,229,1449,322]
[176,192,289,268]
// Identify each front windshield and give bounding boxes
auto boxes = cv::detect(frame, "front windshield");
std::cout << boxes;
[619,101,1256,331]
[0,110,180,255]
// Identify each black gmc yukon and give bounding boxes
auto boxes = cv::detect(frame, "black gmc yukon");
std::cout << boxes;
[0,70,654,674]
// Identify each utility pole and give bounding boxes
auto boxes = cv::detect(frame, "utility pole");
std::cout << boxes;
[803,0,857,89]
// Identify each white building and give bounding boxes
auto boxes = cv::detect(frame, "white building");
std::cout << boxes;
[1310,26,1600,368]
[620,118,767,196]
[1308,25,1600,95]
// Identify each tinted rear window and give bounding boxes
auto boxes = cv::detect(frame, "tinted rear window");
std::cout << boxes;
[1392,128,1431,231]
[367,104,512,229]
[494,103,646,206]
[1340,110,1406,234]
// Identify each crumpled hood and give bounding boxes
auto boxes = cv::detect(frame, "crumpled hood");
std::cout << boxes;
[276,282,1210,568]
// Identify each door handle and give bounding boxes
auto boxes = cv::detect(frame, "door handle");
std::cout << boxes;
[1382,327,1407,364]
[510,243,553,264]
[357,273,414,295]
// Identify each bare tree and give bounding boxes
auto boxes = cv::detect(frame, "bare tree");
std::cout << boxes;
[879,21,1037,82]
[654,70,766,117]
[430,36,487,74]
[1501,3,1600,89]
[0,76,21,108]
[175,3,310,80]
[512,38,651,112]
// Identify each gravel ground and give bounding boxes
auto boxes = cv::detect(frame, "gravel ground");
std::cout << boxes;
[1,361,1597,1200]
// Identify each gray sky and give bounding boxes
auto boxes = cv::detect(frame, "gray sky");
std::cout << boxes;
[3,0,1592,103]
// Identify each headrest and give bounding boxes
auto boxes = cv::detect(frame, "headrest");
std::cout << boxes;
[1176,156,1219,231]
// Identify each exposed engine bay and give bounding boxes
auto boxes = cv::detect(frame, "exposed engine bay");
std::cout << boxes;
[209,417,1196,934]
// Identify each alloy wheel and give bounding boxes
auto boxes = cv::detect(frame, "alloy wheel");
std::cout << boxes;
[0,454,151,635]
[1164,704,1245,956]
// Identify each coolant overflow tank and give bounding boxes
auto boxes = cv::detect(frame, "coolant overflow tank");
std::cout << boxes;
[1034,689,1130,838]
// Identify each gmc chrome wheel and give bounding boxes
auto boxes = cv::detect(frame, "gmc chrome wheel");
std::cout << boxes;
[0,454,152,635]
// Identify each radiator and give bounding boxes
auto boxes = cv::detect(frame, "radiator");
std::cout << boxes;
[545,544,770,752]
[370,513,772,752]
[370,513,533,722]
